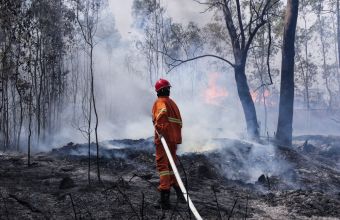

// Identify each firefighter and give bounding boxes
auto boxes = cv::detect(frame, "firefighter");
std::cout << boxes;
[152,78,186,209]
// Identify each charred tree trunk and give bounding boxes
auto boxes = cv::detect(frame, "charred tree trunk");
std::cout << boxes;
[28,92,32,167]
[336,0,340,95]
[337,0,340,68]
[88,93,92,185]
[90,41,101,183]
[17,90,23,151]
[276,0,299,147]
[234,64,259,138]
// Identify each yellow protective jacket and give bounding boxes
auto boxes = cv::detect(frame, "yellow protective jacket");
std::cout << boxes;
[152,96,182,144]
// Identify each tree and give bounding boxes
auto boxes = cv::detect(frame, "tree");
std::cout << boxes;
[337,0,340,68]
[294,0,320,111]
[217,0,277,139]
[75,0,104,183]
[276,0,299,146]
[247,7,285,135]
[316,1,336,109]
[331,0,340,102]
[0,0,76,163]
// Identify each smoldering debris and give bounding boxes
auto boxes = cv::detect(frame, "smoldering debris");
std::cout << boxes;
[50,138,154,159]
[0,135,339,219]
[48,136,340,192]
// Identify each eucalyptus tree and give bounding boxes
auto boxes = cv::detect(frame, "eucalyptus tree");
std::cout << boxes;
[315,1,338,109]
[295,0,319,110]
[336,0,340,98]
[328,0,340,104]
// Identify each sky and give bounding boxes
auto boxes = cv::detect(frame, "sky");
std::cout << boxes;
[108,0,212,38]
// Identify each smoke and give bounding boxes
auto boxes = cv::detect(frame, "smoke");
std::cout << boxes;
[31,0,340,154]
[254,103,340,137]
[198,139,297,185]
[37,5,248,151]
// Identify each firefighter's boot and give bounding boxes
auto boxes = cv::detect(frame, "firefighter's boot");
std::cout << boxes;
[173,185,186,204]
[154,190,171,210]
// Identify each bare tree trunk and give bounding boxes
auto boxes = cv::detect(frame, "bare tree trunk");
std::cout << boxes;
[276,0,299,147]
[75,0,102,183]
[28,94,32,167]
[318,11,332,110]
[337,0,340,68]
[90,42,101,183]
[88,91,92,185]
[4,80,9,150]
[325,77,333,109]
[1,38,10,150]
[234,64,259,138]
[17,93,23,151]
[262,87,268,134]
[302,16,310,110]
[11,82,17,149]
[336,0,340,97]
[254,28,271,135]
[15,32,22,151]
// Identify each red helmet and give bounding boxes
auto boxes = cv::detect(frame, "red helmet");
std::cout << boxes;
[155,78,171,92]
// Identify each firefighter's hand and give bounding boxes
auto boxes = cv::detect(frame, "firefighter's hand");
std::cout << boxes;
[157,132,163,139]
[154,124,163,138]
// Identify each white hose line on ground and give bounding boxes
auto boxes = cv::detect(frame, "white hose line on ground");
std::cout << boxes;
[160,136,203,220]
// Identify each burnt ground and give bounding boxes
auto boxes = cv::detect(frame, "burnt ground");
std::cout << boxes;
[0,136,339,220]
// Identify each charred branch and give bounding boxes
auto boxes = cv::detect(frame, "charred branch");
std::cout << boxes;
[245,195,249,220]
[227,198,238,220]
[266,21,273,85]
[111,183,141,220]
[8,194,43,214]
[211,186,223,220]
[68,193,78,220]
[165,53,235,73]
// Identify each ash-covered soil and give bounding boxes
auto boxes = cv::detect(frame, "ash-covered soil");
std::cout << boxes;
[0,136,339,219]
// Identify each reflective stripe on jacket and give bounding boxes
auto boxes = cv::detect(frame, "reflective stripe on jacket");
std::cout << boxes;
[152,96,182,144]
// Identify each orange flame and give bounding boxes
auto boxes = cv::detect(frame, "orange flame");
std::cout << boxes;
[204,73,228,105]
[251,91,258,102]
[251,89,274,106]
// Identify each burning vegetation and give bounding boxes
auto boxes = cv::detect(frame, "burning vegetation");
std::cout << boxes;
[203,73,229,105]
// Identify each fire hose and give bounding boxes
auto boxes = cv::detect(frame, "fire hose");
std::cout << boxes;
[158,134,203,220]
